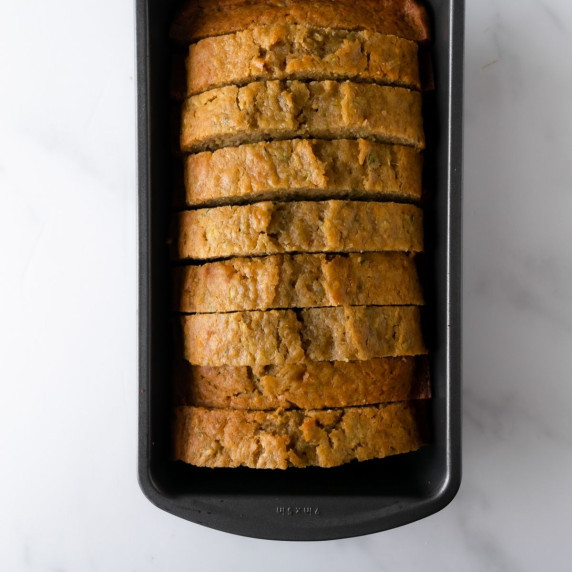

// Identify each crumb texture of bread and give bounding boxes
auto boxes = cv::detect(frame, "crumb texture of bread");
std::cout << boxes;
[173,401,428,469]
[186,24,420,95]
[182,306,427,366]
[170,0,430,45]
[176,356,430,409]
[180,80,424,152]
[183,139,422,207]
[176,252,423,312]
[176,200,423,260]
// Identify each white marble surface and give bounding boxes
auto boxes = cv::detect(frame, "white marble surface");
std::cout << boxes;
[1,0,572,569]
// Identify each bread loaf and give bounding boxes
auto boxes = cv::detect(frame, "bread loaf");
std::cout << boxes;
[171,0,431,471]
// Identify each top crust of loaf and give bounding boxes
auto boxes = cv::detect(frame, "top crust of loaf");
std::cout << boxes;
[170,0,431,45]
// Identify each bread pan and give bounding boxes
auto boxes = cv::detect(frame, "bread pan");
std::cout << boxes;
[137,0,464,541]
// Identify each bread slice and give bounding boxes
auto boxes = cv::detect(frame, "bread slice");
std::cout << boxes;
[180,80,424,152]
[173,401,428,469]
[170,0,430,45]
[185,24,420,96]
[182,306,426,366]
[176,356,430,409]
[183,139,422,207]
[176,252,423,313]
[175,200,423,261]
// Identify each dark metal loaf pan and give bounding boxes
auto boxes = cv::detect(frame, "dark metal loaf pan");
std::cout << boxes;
[137,0,464,541]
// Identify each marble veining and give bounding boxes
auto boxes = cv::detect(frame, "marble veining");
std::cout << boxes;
[537,0,570,34]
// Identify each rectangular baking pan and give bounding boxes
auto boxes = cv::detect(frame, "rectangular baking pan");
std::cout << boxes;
[137,0,464,541]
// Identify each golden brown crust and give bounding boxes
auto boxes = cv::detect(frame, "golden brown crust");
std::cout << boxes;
[175,200,423,261]
[176,252,423,313]
[182,306,427,366]
[173,401,429,469]
[170,0,431,45]
[186,25,420,96]
[183,139,423,207]
[176,356,430,409]
[180,80,424,153]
